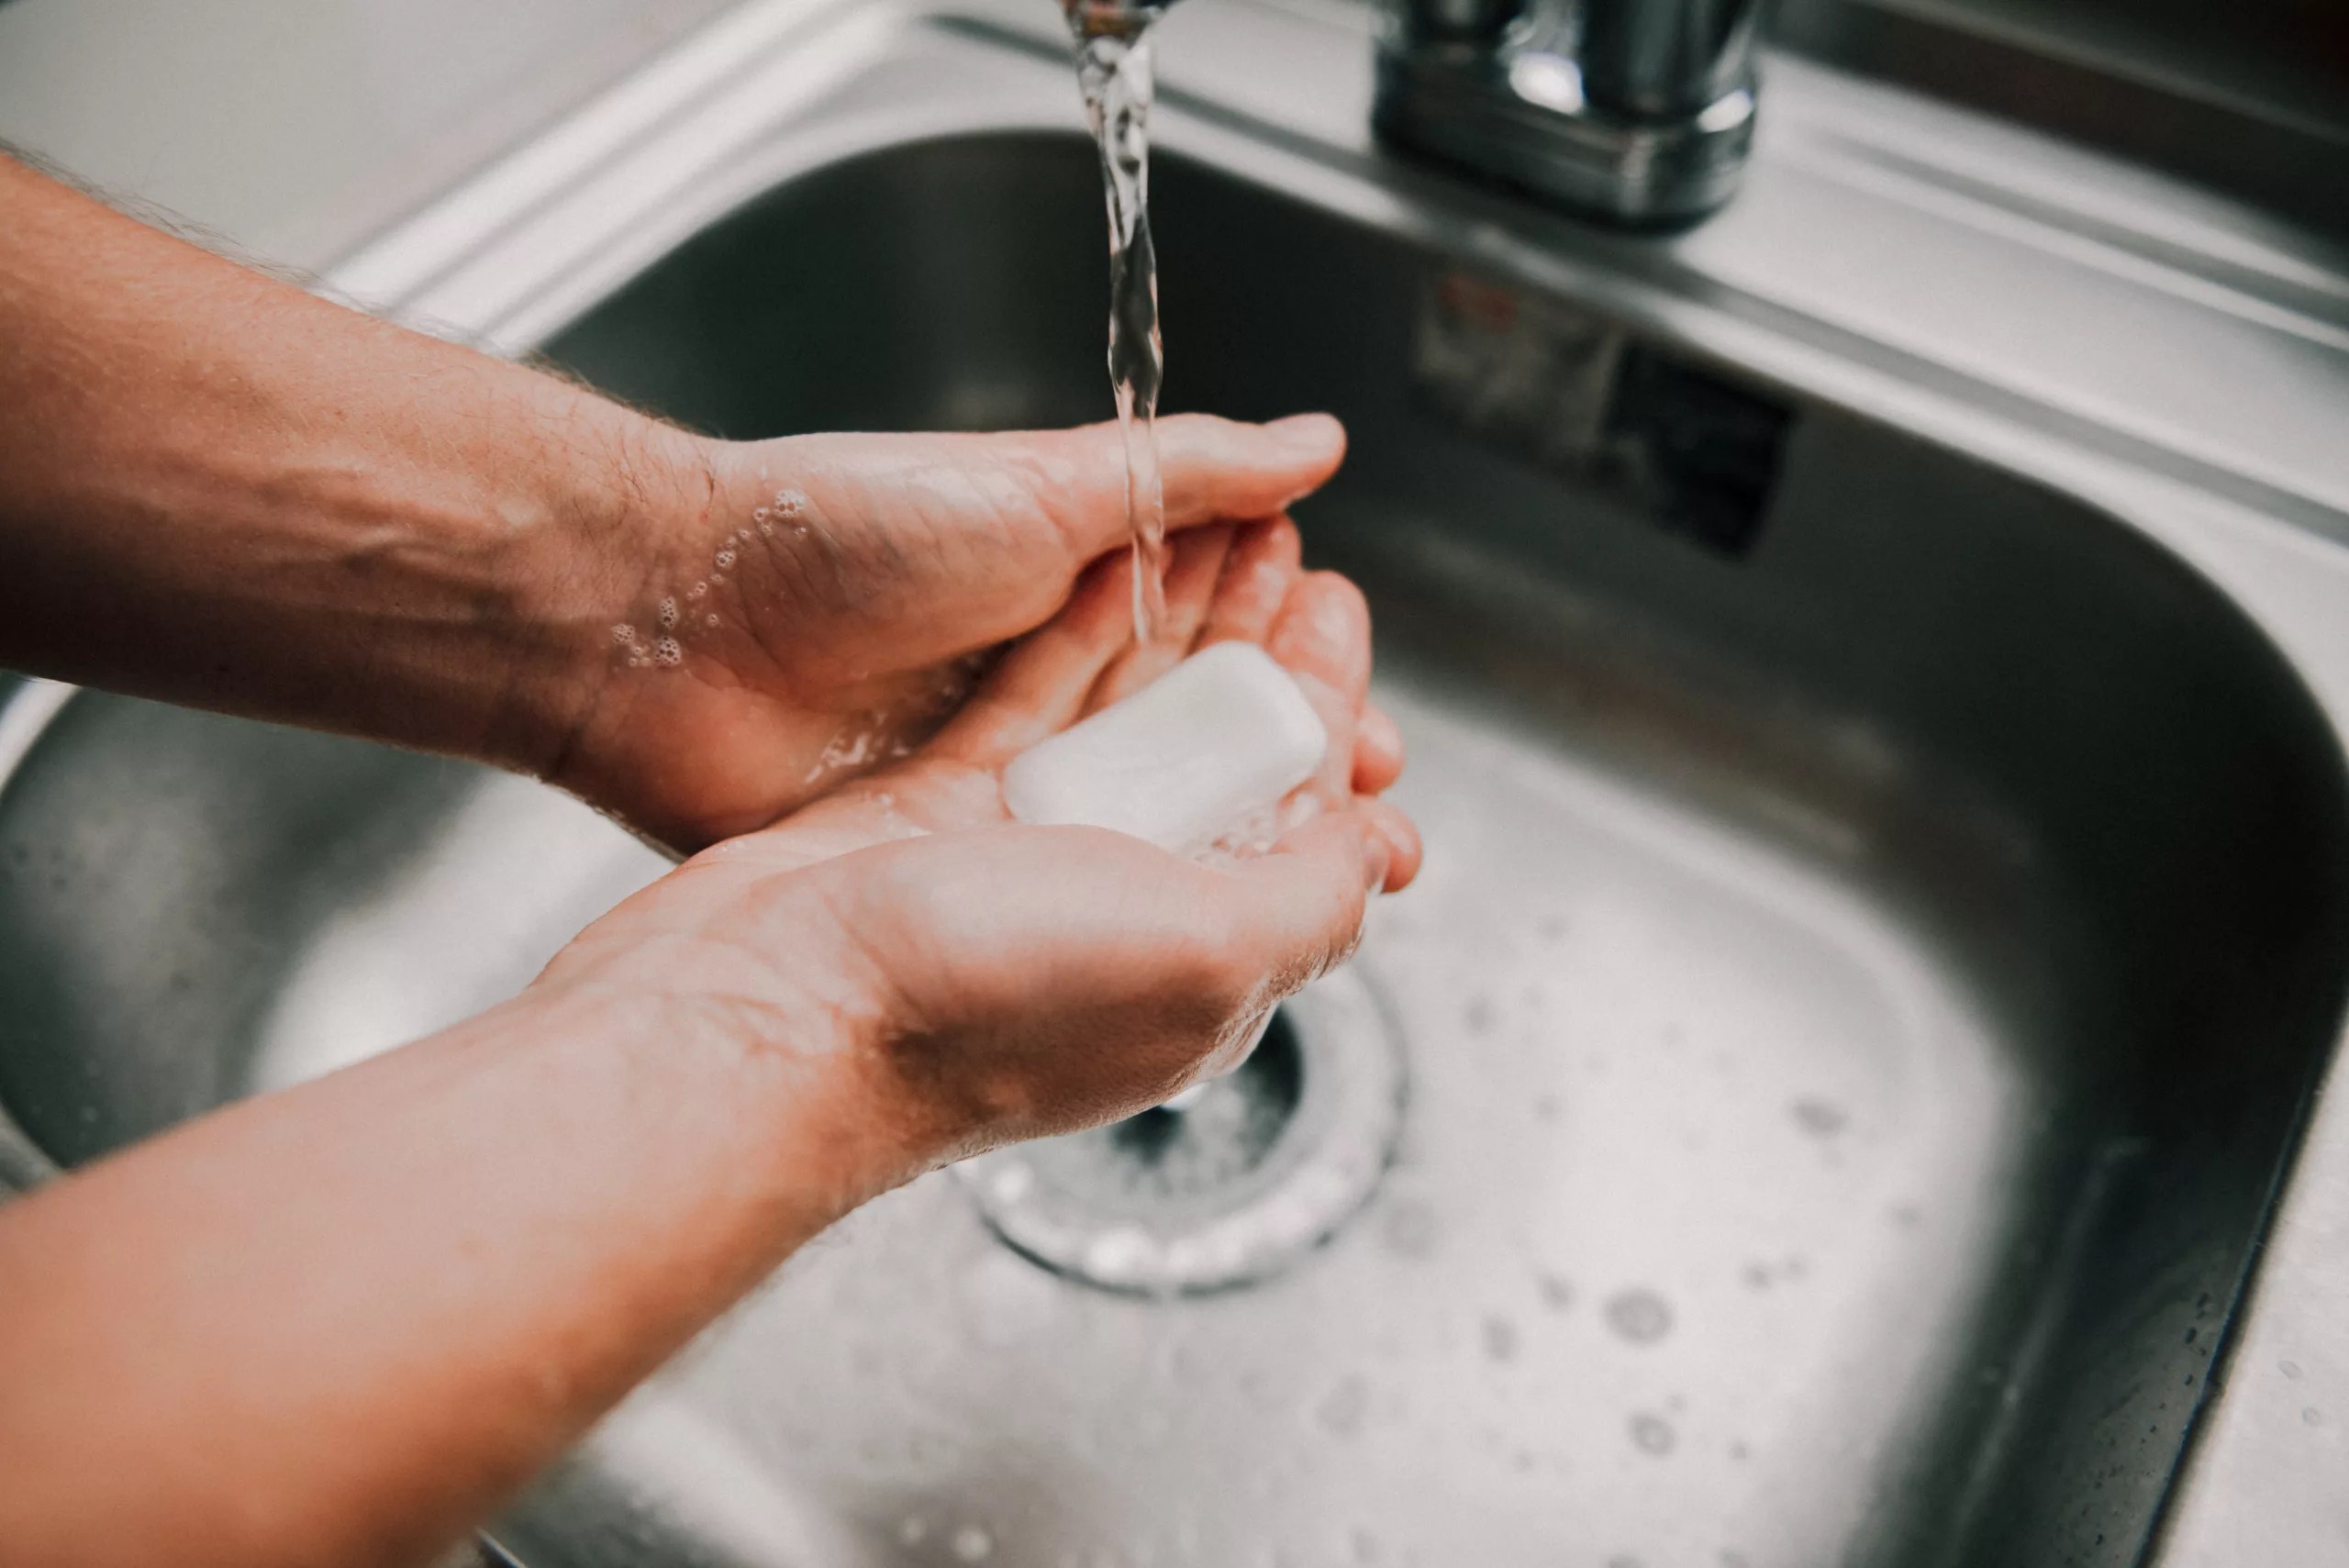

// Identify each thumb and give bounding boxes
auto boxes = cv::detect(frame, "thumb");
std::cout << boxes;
[1036,413,1347,557]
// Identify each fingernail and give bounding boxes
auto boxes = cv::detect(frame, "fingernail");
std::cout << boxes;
[1362,827,1393,894]
[1268,412,1341,452]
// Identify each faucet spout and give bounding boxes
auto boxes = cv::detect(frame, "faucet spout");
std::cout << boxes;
[1061,0,1176,43]
[1053,0,1759,226]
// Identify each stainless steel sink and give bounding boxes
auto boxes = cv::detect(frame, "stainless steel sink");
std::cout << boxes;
[5,4,2348,1565]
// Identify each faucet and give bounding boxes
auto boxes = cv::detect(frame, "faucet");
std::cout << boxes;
[1066,0,1761,226]
[1375,0,1762,225]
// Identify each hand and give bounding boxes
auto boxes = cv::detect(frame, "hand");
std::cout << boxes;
[540,516,1420,1168]
[548,415,1353,851]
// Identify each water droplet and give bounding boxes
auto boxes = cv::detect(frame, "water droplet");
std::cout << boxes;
[1381,1198,1438,1260]
[2281,1360,2303,1380]
[900,1517,930,1546]
[1605,1287,1675,1344]
[1791,1097,1848,1138]
[1464,996,1497,1034]
[1481,1315,1520,1362]
[952,1524,995,1562]
[1316,1374,1370,1437]
[2306,1407,2325,1427]
[1741,1262,1773,1291]
[1537,1272,1573,1311]
[1629,1412,1676,1455]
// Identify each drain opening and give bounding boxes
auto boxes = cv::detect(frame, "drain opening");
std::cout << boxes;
[954,967,1407,1296]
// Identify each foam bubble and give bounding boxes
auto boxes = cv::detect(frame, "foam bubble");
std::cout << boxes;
[656,597,679,630]
[654,637,683,667]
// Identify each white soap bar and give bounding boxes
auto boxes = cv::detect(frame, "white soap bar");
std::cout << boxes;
[1002,641,1327,857]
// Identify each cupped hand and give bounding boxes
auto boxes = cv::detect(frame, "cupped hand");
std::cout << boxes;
[550,415,1353,851]
[540,517,1419,1175]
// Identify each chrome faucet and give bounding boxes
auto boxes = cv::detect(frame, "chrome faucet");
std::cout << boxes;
[1065,0,1761,226]
[1375,0,1761,224]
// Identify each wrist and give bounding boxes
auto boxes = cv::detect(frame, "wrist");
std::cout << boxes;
[490,406,718,787]
[529,859,958,1204]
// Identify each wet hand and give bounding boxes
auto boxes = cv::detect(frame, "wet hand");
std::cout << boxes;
[551,416,1351,851]
[540,517,1419,1171]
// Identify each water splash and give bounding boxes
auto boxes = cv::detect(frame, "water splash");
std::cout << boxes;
[1604,1286,1675,1344]
[1066,1,1171,640]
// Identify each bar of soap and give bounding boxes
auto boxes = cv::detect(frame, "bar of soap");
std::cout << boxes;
[1002,641,1327,857]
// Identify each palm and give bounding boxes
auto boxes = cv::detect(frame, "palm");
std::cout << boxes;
[746,514,1389,865]
[554,417,1345,851]
[549,516,1419,1140]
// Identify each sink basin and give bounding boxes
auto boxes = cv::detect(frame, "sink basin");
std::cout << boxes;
[4,18,2347,1568]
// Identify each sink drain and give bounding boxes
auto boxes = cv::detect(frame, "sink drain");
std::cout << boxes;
[954,968,1407,1296]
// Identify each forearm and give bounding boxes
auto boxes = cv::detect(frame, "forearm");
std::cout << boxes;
[0,154,690,773]
[0,962,901,1568]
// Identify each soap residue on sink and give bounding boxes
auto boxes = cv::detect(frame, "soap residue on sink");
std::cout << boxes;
[1064,0,1172,640]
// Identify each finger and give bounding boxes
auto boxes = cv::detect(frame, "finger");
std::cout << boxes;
[931,553,1134,767]
[1356,794,1423,892]
[1028,414,1346,558]
[1220,810,1386,1005]
[1351,701,1406,795]
[1197,515,1301,651]
[1265,571,1374,801]
[1087,523,1237,709]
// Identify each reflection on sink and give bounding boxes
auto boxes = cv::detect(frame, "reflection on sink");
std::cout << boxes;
[2,129,2344,1568]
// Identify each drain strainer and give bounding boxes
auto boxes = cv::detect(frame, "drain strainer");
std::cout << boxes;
[954,968,1407,1296]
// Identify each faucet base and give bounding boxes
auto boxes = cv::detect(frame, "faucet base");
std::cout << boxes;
[1372,41,1755,227]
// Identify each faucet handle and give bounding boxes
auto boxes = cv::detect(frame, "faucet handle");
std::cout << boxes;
[1578,0,1763,119]
[1375,0,1758,223]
